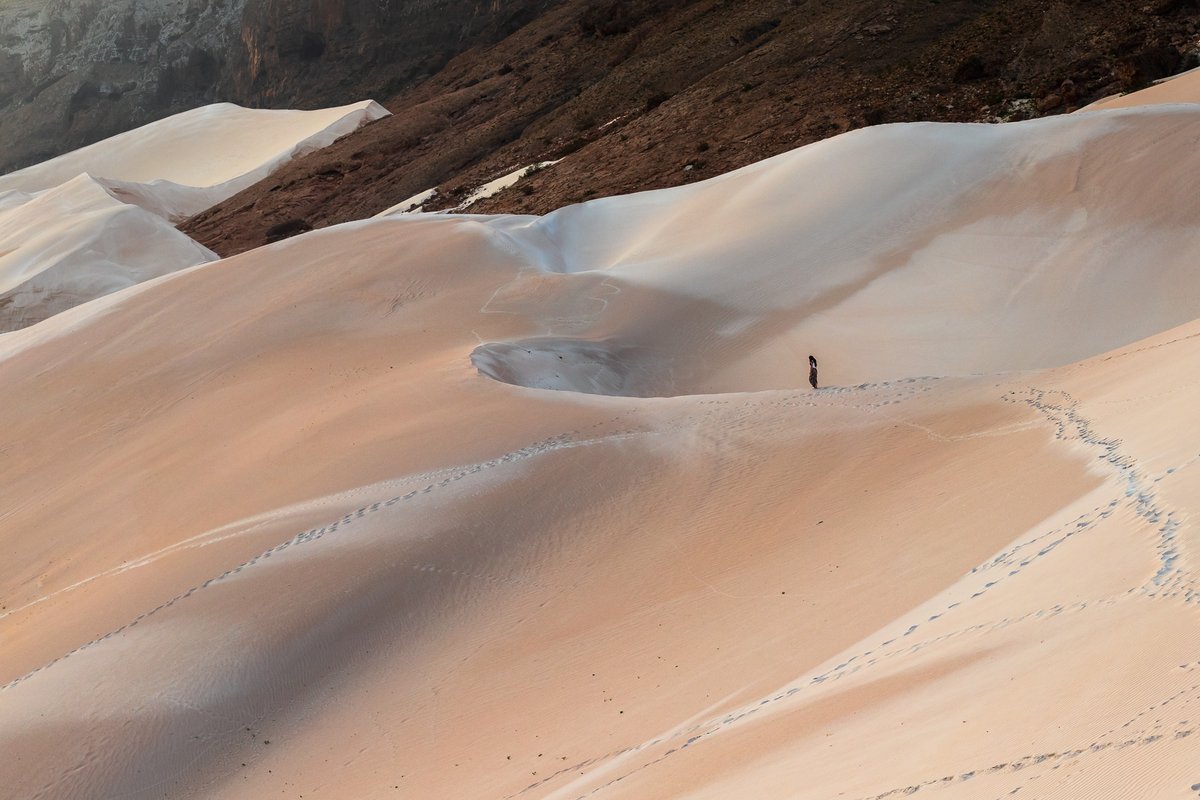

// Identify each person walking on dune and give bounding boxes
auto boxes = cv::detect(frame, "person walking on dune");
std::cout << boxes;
[808,354,819,390]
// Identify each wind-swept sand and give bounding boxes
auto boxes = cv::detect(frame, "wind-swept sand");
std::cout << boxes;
[473,104,1200,394]
[1082,66,1200,111]
[0,100,387,332]
[0,175,217,331]
[2,79,1200,799]
[0,100,390,220]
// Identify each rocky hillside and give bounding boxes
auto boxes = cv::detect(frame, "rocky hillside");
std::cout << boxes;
[4,0,1199,257]
[181,0,1200,256]
[0,0,551,173]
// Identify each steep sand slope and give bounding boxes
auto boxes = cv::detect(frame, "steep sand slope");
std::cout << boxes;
[0,100,390,220]
[0,175,217,331]
[1,82,1199,799]
[0,100,387,332]
[473,105,1200,394]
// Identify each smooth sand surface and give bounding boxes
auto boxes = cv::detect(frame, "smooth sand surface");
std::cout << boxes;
[1081,66,1200,112]
[473,105,1200,393]
[0,174,217,331]
[2,78,1200,799]
[0,100,389,220]
[0,101,386,332]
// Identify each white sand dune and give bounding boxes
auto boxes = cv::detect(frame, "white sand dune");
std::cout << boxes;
[0,175,216,331]
[2,77,1200,800]
[472,104,1200,394]
[0,100,387,332]
[0,100,390,220]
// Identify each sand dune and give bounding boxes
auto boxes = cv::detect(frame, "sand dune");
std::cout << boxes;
[2,78,1200,800]
[472,105,1200,394]
[0,100,386,332]
[0,100,389,220]
[1082,66,1200,111]
[0,175,217,331]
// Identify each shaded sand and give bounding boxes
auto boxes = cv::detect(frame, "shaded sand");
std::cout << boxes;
[470,105,1200,394]
[0,101,389,220]
[0,100,385,331]
[3,78,1200,800]
[0,175,216,331]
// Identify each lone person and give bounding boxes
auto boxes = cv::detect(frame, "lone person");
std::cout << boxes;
[808,354,819,390]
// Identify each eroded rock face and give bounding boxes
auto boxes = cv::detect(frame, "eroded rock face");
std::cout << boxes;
[0,0,246,173]
[228,0,552,104]
[0,0,552,174]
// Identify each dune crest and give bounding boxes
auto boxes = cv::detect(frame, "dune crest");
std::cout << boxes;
[0,175,217,330]
[470,105,1200,395]
[0,100,390,220]
[0,100,388,332]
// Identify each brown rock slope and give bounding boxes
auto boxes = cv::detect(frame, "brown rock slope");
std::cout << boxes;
[183,0,1200,257]
[0,0,551,174]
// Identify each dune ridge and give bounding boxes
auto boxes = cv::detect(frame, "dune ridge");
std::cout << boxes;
[0,100,387,332]
[469,103,1200,394]
[0,100,390,220]
[0,175,218,331]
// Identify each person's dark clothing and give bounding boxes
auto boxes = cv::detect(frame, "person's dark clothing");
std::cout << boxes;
[808,355,818,389]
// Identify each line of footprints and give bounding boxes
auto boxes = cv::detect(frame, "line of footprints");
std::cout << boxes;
[514,383,1200,799]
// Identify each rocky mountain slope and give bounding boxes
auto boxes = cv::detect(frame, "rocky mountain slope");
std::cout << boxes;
[0,0,550,173]
[4,1,1200,258]
[180,0,1200,256]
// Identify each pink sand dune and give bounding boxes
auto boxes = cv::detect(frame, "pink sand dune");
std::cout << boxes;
[1,77,1198,800]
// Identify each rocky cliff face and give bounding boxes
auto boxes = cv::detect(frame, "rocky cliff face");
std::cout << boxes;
[229,0,553,105]
[0,0,552,174]
[0,0,244,172]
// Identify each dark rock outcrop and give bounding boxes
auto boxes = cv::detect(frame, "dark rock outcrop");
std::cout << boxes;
[182,0,1200,256]
[0,0,555,174]
[0,0,245,173]
[224,0,555,106]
